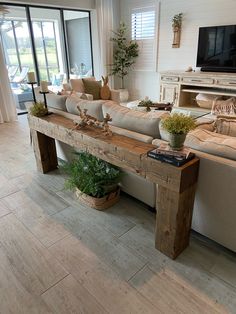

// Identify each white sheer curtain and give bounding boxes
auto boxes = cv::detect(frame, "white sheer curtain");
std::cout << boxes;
[0,39,17,123]
[96,0,117,85]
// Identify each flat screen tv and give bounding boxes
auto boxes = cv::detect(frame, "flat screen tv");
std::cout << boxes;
[197,25,236,72]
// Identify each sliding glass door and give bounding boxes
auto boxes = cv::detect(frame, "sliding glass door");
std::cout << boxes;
[29,7,66,84]
[0,3,93,114]
[0,5,36,113]
[63,10,93,78]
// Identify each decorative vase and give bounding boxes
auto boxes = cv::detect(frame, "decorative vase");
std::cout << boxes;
[168,133,186,150]
[117,88,129,103]
[75,187,120,210]
[172,26,181,48]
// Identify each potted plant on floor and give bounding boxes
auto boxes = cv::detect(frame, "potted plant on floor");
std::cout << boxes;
[110,22,139,102]
[63,152,122,210]
[161,113,196,150]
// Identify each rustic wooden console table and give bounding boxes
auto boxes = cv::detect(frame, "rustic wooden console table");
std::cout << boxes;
[28,113,199,259]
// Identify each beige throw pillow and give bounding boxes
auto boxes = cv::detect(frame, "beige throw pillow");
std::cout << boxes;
[82,79,101,100]
[70,77,95,93]
[214,115,236,137]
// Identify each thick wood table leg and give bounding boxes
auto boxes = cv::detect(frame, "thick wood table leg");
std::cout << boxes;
[155,183,197,259]
[31,129,58,173]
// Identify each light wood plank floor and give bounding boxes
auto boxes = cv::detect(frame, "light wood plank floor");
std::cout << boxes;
[0,115,236,313]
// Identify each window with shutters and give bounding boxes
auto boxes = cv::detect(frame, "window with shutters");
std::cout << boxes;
[131,5,158,71]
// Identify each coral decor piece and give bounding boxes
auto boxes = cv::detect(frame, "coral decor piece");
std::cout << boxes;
[73,106,113,136]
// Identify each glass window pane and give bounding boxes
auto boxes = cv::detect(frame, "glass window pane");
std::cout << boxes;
[0,5,36,114]
[30,7,66,83]
[63,10,93,78]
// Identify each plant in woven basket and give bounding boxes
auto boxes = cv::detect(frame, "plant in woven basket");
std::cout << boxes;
[29,102,48,117]
[62,152,122,198]
[161,113,196,150]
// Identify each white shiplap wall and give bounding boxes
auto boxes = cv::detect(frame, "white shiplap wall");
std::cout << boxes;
[120,0,236,100]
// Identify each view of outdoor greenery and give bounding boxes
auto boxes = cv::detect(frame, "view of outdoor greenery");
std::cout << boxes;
[2,20,59,81]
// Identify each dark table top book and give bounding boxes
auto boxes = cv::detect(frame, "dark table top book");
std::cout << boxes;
[148,147,195,167]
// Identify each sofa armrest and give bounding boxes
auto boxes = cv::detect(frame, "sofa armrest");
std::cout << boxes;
[110,89,120,104]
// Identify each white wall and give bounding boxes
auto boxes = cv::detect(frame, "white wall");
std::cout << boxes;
[120,0,236,101]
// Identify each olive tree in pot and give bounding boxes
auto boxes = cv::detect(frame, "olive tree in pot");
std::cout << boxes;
[161,113,196,150]
[62,152,122,210]
[110,22,139,102]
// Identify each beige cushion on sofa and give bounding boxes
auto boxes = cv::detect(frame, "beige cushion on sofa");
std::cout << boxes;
[70,77,95,93]
[214,115,236,137]
[82,79,102,100]
[185,129,236,161]
[65,95,104,121]
[102,102,168,138]
[35,87,67,111]
[110,125,153,143]
[73,92,93,101]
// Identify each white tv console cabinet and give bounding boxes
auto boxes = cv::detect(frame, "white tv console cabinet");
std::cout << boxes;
[159,71,236,115]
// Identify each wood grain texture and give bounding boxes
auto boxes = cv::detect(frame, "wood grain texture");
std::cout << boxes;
[42,274,107,314]
[0,214,68,295]
[2,191,70,247]
[0,174,19,199]
[0,115,235,313]
[156,184,197,259]
[0,199,10,218]
[130,266,228,314]
[28,113,199,259]
[49,235,159,314]
[53,205,146,280]
[31,129,58,173]
[57,189,135,237]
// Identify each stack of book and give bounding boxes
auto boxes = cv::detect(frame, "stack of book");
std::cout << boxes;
[148,143,195,167]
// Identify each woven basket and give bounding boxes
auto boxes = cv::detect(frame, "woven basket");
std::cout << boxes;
[75,187,120,210]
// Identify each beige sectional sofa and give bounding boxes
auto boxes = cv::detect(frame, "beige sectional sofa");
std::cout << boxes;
[33,86,236,253]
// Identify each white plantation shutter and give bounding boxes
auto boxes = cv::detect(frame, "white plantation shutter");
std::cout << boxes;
[131,6,158,71]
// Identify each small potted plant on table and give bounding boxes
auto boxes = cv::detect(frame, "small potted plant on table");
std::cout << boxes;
[63,152,122,210]
[161,113,196,150]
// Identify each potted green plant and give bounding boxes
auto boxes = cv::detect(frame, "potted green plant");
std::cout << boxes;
[110,22,139,101]
[62,152,122,210]
[161,113,196,150]
[29,102,48,117]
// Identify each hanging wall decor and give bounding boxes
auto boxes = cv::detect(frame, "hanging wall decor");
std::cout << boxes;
[172,13,183,48]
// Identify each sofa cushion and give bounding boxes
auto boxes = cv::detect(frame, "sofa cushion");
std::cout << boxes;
[82,79,101,100]
[35,88,67,111]
[195,116,215,132]
[214,115,236,137]
[185,129,236,161]
[102,102,168,138]
[110,125,153,143]
[65,95,104,121]
[70,77,95,93]
[73,92,93,101]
